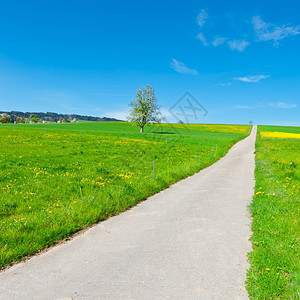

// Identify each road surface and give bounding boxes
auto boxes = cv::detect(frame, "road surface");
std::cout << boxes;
[0,126,257,300]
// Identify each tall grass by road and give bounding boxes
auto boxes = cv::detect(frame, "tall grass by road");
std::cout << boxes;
[247,125,300,299]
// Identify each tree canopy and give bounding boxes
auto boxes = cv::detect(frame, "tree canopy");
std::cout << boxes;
[0,113,11,123]
[127,85,161,133]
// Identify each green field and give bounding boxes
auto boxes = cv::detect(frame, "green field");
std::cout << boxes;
[0,122,250,269]
[257,125,300,134]
[247,125,300,299]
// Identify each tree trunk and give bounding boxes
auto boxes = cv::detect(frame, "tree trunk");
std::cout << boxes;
[140,126,144,133]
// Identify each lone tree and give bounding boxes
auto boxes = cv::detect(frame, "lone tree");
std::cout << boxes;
[127,85,161,133]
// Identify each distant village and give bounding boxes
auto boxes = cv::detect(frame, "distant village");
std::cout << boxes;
[0,111,121,124]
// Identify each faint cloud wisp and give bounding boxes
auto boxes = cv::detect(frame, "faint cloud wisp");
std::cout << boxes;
[212,37,227,47]
[233,101,297,110]
[234,75,269,82]
[195,11,300,52]
[269,101,297,109]
[228,40,250,52]
[252,16,300,45]
[234,105,254,109]
[197,9,208,27]
[197,33,209,46]
[218,83,232,86]
[170,59,198,75]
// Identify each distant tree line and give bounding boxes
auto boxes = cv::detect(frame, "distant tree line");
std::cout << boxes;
[0,111,122,123]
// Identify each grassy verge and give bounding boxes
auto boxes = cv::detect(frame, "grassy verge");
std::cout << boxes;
[0,122,250,269]
[247,125,300,299]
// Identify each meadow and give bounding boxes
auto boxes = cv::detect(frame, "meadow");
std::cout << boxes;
[247,125,300,299]
[0,122,250,269]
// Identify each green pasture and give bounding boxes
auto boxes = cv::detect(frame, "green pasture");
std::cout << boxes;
[0,122,249,269]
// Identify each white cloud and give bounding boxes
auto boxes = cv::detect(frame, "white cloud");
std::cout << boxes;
[170,59,198,75]
[252,16,300,45]
[269,101,297,109]
[228,39,249,52]
[212,37,227,47]
[233,75,269,83]
[197,33,209,46]
[197,9,208,27]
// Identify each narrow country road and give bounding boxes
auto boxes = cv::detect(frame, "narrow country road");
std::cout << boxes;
[0,126,257,300]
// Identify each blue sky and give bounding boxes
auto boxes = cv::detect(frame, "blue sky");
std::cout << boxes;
[0,0,299,125]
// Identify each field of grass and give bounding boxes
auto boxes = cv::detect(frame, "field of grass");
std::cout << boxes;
[247,125,300,299]
[0,122,250,269]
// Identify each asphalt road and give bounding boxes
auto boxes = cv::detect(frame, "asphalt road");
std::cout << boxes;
[0,126,257,300]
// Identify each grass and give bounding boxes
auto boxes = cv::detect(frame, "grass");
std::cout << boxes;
[247,125,300,299]
[0,122,250,269]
